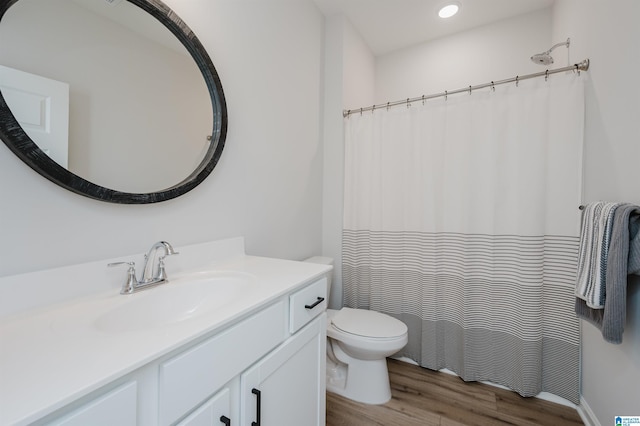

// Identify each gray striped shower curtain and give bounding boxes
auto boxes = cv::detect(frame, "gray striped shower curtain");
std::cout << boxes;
[342,73,585,403]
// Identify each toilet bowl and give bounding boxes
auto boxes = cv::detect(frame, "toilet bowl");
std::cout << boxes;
[326,307,408,404]
[304,257,408,405]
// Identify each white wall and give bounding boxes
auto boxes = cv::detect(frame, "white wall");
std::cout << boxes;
[0,0,325,277]
[552,1,640,424]
[342,20,375,110]
[321,15,374,308]
[374,9,552,102]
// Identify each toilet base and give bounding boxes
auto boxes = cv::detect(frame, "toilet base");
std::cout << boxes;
[326,356,392,405]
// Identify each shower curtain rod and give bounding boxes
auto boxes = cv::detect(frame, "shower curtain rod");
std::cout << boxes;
[343,59,590,118]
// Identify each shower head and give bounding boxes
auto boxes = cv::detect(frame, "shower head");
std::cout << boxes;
[531,52,554,65]
[531,38,570,66]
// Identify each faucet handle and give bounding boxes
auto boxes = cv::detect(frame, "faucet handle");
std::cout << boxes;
[107,261,135,268]
[107,261,139,294]
[156,255,175,281]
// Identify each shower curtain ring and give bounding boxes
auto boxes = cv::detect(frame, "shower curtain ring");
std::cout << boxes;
[422,95,425,105]
[360,108,363,116]
[515,76,519,87]
[491,81,495,92]
[387,102,390,111]
[445,90,448,101]
[469,85,472,95]
[545,70,549,81]
[406,98,411,108]
[575,63,580,76]
[372,105,375,114]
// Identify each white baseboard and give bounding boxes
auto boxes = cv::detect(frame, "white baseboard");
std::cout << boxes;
[534,391,576,409]
[577,397,601,426]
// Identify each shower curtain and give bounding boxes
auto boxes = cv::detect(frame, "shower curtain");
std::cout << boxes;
[342,73,585,404]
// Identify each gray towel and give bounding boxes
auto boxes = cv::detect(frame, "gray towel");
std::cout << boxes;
[575,203,640,343]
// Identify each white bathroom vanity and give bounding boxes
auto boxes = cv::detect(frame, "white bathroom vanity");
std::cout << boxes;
[0,238,330,426]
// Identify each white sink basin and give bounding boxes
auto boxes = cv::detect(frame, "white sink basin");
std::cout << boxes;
[94,271,257,333]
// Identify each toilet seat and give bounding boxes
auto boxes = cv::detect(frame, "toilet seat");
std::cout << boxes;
[330,308,407,339]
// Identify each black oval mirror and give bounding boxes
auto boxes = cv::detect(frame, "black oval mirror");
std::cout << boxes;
[0,0,227,203]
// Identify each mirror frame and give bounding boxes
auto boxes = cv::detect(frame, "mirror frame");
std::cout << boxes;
[0,0,227,204]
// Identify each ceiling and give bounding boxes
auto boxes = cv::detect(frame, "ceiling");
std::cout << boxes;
[312,0,555,56]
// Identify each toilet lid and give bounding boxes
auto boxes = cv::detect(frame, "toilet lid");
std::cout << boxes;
[331,308,407,338]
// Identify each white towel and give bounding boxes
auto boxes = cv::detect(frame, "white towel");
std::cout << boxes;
[575,202,621,308]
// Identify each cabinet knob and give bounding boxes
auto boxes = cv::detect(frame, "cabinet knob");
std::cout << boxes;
[220,415,231,425]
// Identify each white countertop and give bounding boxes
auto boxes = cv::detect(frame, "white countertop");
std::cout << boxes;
[0,239,331,425]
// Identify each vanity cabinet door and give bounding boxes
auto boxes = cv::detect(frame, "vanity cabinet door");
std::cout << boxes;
[176,387,232,426]
[240,314,326,426]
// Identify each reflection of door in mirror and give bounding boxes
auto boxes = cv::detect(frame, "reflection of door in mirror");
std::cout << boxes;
[0,65,69,168]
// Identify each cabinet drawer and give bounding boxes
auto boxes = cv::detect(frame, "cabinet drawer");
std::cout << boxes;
[289,278,327,333]
[159,301,286,426]
[51,381,137,426]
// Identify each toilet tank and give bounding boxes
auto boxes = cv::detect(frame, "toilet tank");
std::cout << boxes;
[303,256,334,300]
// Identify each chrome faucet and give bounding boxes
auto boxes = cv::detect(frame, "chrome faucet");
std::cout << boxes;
[108,241,179,294]
[141,241,179,284]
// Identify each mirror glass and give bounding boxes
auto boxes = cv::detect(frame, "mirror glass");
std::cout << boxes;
[0,0,226,202]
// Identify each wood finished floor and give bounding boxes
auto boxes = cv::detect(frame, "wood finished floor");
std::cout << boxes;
[326,359,583,426]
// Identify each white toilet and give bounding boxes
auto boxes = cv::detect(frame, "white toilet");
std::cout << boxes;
[304,257,408,405]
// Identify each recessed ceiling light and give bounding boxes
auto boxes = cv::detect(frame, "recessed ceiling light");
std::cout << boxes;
[438,3,460,19]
